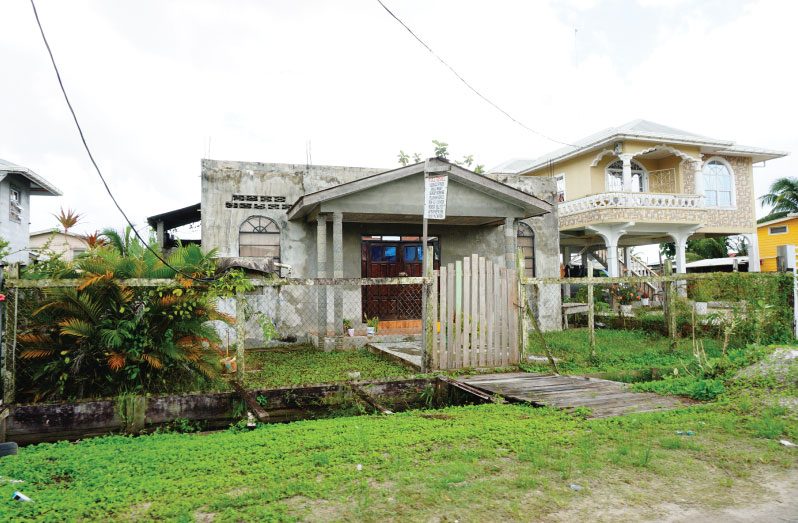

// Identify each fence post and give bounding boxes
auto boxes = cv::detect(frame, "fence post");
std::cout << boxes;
[587,260,596,361]
[235,295,246,384]
[421,246,434,373]
[663,260,677,349]
[516,248,527,361]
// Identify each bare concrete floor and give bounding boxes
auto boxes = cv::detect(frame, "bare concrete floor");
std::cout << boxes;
[367,341,422,371]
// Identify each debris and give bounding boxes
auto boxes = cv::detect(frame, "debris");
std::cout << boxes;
[347,371,361,380]
[676,430,695,436]
[0,477,24,484]
[246,412,257,430]
[12,491,32,502]
[569,483,582,491]
[356,464,363,471]
[780,439,796,448]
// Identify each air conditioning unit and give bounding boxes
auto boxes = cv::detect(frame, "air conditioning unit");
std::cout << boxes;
[776,244,795,271]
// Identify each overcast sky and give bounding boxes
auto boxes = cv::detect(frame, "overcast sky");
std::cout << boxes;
[2,0,796,246]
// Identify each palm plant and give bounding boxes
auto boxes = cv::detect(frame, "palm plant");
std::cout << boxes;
[760,177,798,215]
[17,239,229,401]
[53,208,83,234]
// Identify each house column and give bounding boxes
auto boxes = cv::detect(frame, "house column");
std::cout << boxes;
[589,223,632,277]
[668,226,698,297]
[155,220,165,249]
[504,217,517,269]
[561,245,572,297]
[620,153,634,192]
[316,214,328,348]
[746,233,761,272]
[332,212,343,340]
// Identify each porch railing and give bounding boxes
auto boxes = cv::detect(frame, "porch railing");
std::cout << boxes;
[559,191,703,217]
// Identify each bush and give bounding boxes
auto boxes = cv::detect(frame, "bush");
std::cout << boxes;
[16,232,232,401]
[632,376,725,401]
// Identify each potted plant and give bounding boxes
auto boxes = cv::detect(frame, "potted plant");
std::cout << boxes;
[366,316,379,336]
[640,289,651,307]
[612,284,639,316]
[343,318,354,337]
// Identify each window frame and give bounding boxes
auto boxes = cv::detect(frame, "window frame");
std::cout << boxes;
[701,157,736,209]
[238,215,281,260]
[769,225,788,235]
[605,159,647,192]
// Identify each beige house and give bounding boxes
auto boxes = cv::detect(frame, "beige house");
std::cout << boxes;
[29,229,88,262]
[492,120,788,278]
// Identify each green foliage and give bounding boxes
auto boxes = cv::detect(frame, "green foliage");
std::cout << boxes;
[610,284,640,305]
[396,140,485,173]
[632,377,725,400]
[15,238,230,401]
[244,346,412,389]
[0,236,9,262]
[760,176,798,214]
[1,402,795,521]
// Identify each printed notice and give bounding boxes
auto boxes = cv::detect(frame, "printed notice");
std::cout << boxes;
[424,175,448,220]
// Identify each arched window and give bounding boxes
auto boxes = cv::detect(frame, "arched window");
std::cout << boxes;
[239,216,280,260]
[606,159,646,192]
[702,159,734,207]
[518,223,535,278]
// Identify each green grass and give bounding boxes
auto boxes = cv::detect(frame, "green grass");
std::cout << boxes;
[524,328,724,377]
[242,346,413,389]
[1,402,795,522]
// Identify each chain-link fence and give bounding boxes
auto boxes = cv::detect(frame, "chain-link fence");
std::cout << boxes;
[0,277,429,403]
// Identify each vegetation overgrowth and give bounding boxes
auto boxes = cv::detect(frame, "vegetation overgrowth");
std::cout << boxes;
[13,227,242,401]
[0,399,795,521]
[243,346,413,389]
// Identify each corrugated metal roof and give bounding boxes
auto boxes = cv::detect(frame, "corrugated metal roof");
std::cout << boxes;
[0,158,62,196]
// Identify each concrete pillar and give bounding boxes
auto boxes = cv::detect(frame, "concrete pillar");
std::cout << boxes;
[605,242,620,277]
[622,247,630,276]
[674,238,687,274]
[316,214,327,348]
[581,251,589,277]
[620,153,634,192]
[316,215,327,278]
[504,217,517,269]
[561,245,572,297]
[590,223,630,277]
[332,212,343,339]
[746,233,761,272]
[668,227,697,297]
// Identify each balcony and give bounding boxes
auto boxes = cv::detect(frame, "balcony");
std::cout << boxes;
[559,192,704,217]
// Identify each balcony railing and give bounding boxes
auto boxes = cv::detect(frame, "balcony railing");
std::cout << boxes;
[558,192,704,217]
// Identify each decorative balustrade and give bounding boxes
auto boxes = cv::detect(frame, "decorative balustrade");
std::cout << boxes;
[558,192,704,217]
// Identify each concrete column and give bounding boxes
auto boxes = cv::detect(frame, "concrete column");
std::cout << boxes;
[316,214,327,278]
[561,245,572,297]
[316,214,328,348]
[605,242,620,277]
[746,233,761,272]
[668,227,698,297]
[581,251,589,277]
[620,153,634,192]
[504,217,517,269]
[674,238,687,274]
[332,212,343,339]
[622,247,630,276]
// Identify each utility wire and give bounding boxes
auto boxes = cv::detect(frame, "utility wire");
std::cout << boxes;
[374,0,576,148]
[30,0,214,282]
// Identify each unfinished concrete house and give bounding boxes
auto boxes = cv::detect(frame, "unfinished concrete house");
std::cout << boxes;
[149,158,560,362]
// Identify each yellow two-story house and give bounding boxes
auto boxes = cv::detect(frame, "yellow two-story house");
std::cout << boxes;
[757,213,798,272]
[492,120,787,279]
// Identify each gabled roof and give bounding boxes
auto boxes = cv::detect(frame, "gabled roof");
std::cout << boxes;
[288,158,553,220]
[757,213,798,228]
[490,119,788,174]
[0,158,62,196]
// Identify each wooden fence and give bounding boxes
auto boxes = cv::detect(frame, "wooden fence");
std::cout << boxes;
[429,254,521,370]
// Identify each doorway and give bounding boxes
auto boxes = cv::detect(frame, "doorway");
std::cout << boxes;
[361,235,439,321]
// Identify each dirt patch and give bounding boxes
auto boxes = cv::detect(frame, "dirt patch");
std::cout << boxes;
[420,413,454,420]
[282,495,353,521]
[194,509,216,522]
[546,467,798,522]
[226,486,252,498]
[127,501,152,520]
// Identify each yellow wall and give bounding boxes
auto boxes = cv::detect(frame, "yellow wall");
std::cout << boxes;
[757,217,798,272]
[525,140,702,198]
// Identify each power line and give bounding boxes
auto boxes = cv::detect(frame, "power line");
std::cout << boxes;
[374,0,576,148]
[29,0,214,282]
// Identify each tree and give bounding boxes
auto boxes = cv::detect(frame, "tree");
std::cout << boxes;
[397,140,485,173]
[760,177,798,215]
[660,236,740,262]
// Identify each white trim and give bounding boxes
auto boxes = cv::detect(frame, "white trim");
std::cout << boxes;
[701,156,736,210]
[768,225,789,235]
[632,144,699,163]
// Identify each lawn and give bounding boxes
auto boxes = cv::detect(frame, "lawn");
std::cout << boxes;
[1,400,796,522]
[242,346,414,389]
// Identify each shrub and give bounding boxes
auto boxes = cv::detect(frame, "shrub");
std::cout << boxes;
[16,233,232,401]
[632,376,725,401]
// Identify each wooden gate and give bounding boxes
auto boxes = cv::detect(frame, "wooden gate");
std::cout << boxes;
[430,254,521,370]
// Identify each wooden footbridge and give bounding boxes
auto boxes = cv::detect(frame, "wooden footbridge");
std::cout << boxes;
[456,372,688,418]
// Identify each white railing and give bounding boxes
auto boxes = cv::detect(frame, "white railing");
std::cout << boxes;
[559,192,704,217]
